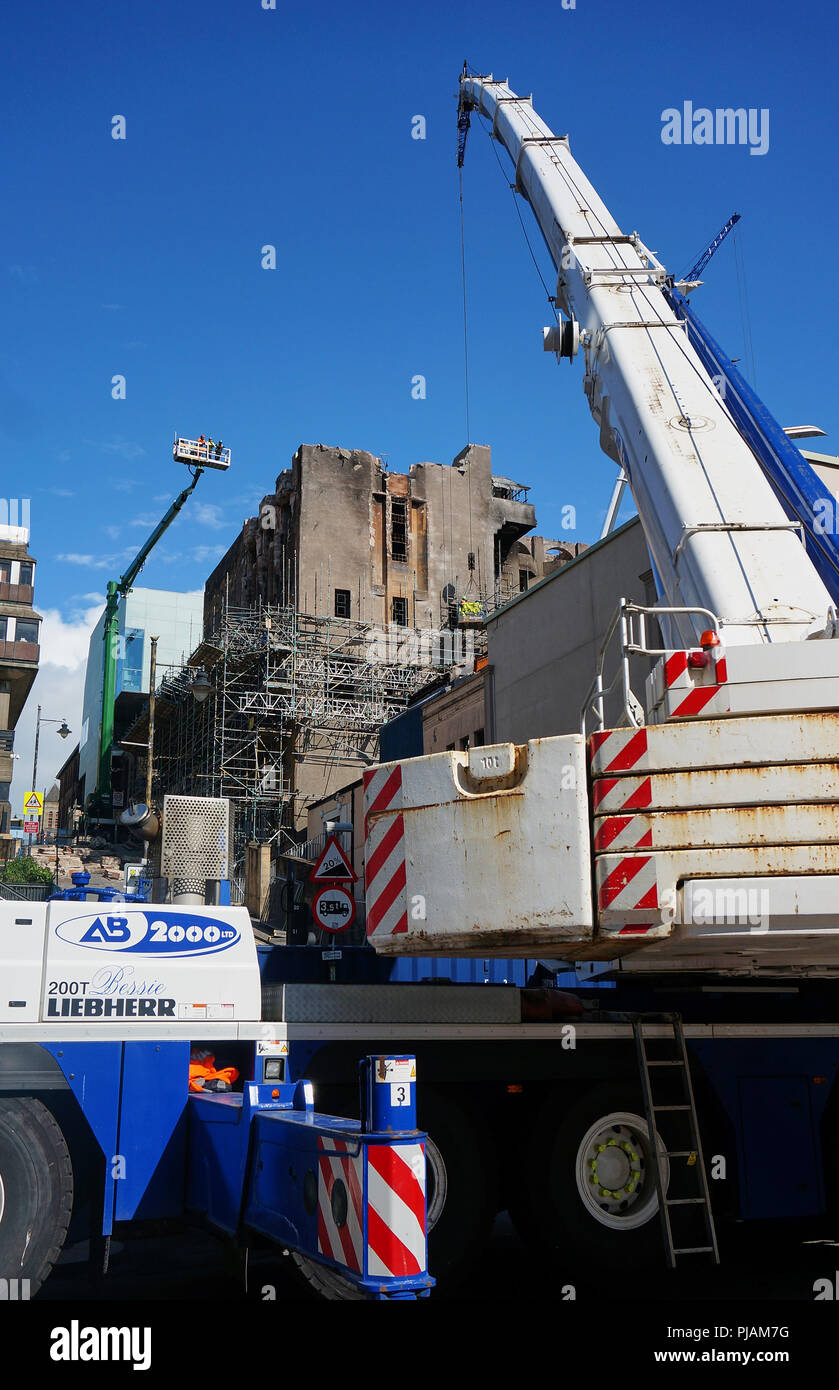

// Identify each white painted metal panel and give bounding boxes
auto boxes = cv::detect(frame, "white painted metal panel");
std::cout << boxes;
[596,844,839,926]
[592,762,839,813]
[681,876,839,932]
[364,737,593,956]
[40,902,261,1022]
[0,906,48,1022]
[594,803,839,852]
[590,710,839,777]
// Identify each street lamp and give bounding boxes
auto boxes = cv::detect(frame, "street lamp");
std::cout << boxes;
[190,668,213,703]
[31,705,71,846]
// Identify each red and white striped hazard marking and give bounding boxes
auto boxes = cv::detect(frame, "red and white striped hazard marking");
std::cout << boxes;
[661,649,730,720]
[364,765,408,938]
[591,775,653,814]
[589,727,649,777]
[366,1142,427,1279]
[317,1136,364,1274]
[593,814,652,854]
[596,854,659,915]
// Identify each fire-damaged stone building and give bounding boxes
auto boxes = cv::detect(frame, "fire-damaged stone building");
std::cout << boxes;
[204,442,579,634]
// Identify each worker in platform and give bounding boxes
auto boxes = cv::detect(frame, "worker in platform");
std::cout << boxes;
[197,433,206,459]
[207,436,215,458]
[215,438,223,460]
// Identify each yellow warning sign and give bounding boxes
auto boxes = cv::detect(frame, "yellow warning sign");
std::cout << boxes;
[23,791,43,816]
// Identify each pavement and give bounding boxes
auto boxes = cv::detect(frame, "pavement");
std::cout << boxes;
[38,1214,839,1304]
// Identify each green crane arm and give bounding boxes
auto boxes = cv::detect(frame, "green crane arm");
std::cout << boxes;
[95,465,205,805]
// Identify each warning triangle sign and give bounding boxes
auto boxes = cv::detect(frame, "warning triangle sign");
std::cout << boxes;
[309,834,357,883]
[24,792,43,815]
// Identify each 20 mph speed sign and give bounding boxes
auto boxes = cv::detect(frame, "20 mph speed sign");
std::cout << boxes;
[312,884,356,934]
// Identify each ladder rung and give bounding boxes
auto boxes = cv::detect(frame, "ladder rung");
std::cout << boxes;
[665,1197,707,1206]
[646,1060,684,1067]
[672,1246,715,1254]
[652,1104,691,1111]
[665,1150,697,1158]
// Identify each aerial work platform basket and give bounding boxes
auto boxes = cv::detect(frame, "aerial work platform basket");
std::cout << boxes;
[174,436,231,471]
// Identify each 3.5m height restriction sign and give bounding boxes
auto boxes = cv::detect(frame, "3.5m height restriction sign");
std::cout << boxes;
[312,884,356,934]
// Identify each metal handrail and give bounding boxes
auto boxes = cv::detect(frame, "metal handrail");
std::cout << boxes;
[580,598,721,736]
[173,438,231,468]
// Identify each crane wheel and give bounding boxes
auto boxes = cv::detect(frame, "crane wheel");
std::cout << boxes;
[508,1083,668,1272]
[0,1098,74,1296]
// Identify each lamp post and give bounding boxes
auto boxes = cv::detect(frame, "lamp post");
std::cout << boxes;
[190,668,212,704]
[31,706,71,846]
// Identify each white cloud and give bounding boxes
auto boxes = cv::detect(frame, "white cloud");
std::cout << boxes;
[57,548,133,570]
[82,438,146,463]
[57,552,112,569]
[189,544,227,564]
[10,602,101,816]
[192,502,226,529]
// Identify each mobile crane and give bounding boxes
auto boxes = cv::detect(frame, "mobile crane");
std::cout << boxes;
[363,72,839,975]
[5,76,839,1304]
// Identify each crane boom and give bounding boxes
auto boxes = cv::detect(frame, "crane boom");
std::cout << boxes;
[458,75,833,647]
[677,213,740,286]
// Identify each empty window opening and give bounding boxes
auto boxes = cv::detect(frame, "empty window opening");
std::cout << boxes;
[391,498,408,561]
[392,596,408,627]
[334,589,351,619]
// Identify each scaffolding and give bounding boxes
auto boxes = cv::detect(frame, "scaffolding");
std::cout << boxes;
[131,597,470,858]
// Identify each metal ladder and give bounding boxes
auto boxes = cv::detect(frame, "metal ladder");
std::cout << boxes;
[632,1013,720,1268]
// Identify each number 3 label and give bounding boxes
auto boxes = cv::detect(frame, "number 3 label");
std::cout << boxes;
[390,1084,410,1107]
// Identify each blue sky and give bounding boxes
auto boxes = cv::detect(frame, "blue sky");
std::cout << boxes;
[3,0,838,803]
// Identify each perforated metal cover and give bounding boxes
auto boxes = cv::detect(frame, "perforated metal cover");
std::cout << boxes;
[279,983,520,1024]
[160,795,233,901]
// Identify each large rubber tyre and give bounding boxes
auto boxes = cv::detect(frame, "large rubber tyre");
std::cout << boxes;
[0,1098,74,1295]
[509,1084,669,1272]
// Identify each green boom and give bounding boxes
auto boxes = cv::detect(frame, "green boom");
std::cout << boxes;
[95,465,205,805]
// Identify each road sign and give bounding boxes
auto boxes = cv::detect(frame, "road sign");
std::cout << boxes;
[24,819,40,834]
[23,792,43,816]
[311,884,356,933]
[309,834,357,883]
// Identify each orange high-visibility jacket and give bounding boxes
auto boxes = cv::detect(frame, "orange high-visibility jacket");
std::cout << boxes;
[188,1051,239,1092]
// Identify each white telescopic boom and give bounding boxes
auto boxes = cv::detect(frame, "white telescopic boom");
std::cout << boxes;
[460,75,833,646]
